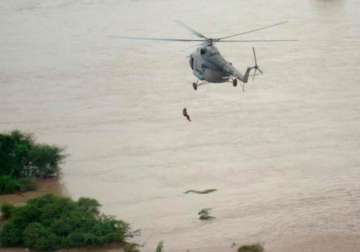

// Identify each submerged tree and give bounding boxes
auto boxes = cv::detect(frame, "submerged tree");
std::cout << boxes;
[155,241,164,252]
[198,208,215,220]
[238,243,264,252]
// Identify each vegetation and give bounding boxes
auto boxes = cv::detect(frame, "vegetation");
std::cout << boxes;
[155,241,164,252]
[198,208,215,220]
[0,203,16,219]
[0,194,130,251]
[0,176,36,194]
[123,242,141,252]
[0,130,64,194]
[237,243,264,252]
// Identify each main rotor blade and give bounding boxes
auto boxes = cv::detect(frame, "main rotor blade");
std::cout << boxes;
[111,36,205,42]
[175,20,209,39]
[216,39,297,43]
[217,21,289,40]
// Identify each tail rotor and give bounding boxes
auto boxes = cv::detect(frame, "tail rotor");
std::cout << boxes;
[251,47,263,80]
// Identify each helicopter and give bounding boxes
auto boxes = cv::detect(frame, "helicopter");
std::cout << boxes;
[115,21,295,91]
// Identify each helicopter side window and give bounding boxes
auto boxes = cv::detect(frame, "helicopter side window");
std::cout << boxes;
[200,48,207,55]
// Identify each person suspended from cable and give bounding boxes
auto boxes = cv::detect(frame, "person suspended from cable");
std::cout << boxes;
[183,108,191,122]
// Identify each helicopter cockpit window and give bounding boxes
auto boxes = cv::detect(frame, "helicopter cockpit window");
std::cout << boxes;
[200,48,207,55]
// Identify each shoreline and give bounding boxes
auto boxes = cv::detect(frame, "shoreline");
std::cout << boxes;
[0,179,129,252]
[0,178,65,206]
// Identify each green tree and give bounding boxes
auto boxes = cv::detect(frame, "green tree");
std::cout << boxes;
[0,194,130,251]
[0,130,64,194]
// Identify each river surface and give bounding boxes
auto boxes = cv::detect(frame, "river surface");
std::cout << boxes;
[1,0,360,251]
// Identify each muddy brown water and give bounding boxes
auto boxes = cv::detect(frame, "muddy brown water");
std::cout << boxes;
[1,0,360,251]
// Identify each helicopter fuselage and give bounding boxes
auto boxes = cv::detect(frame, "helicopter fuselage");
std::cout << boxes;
[189,44,239,83]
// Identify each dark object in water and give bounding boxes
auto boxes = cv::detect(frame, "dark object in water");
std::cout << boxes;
[182,108,191,122]
[155,241,164,252]
[198,208,215,220]
[184,189,217,194]
[237,244,264,252]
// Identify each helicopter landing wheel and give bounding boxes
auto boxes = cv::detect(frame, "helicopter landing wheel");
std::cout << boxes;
[232,79,238,87]
[193,82,198,91]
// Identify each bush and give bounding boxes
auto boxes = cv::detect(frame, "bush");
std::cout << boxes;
[0,176,36,194]
[23,223,58,251]
[0,221,23,246]
[1,203,16,219]
[198,208,215,220]
[0,176,21,194]
[17,177,36,191]
[0,130,64,194]
[0,194,130,251]
[155,241,164,252]
[123,242,141,252]
[78,197,101,215]
[238,243,264,252]
[27,144,64,178]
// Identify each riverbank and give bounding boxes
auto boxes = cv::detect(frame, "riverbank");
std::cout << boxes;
[0,179,133,252]
[0,178,64,206]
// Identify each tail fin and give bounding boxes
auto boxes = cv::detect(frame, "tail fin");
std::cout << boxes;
[242,67,255,83]
[235,66,254,84]
[237,47,263,83]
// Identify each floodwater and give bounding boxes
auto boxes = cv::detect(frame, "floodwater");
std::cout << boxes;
[1,0,360,251]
